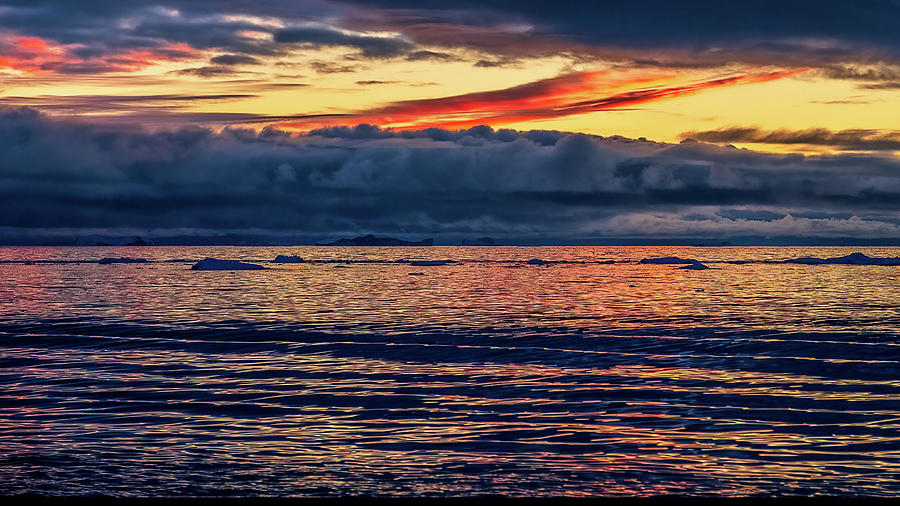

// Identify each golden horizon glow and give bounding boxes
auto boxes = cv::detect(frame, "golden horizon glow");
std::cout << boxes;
[1,27,899,156]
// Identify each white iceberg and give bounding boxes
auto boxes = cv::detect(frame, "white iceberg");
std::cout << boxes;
[191,257,265,270]
[272,255,305,263]
[98,257,148,265]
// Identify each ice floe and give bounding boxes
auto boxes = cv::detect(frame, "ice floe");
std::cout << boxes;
[640,256,700,264]
[785,252,900,266]
[98,257,148,264]
[409,260,454,266]
[272,255,305,263]
[191,258,265,270]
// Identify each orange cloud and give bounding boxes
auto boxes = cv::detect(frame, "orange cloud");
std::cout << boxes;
[0,35,61,72]
[278,68,807,131]
[0,35,197,74]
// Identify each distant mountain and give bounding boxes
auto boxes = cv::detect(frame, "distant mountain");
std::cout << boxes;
[124,237,151,246]
[460,237,495,246]
[318,234,433,246]
[75,235,152,246]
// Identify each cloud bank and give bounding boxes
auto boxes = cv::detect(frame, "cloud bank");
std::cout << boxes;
[1,0,899,77]
[2,107,900,244]
[681,127,900,151]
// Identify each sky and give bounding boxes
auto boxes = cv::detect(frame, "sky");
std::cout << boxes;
[1,0,900,244]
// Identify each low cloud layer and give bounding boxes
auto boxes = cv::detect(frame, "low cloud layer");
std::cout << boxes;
[681,127,900,151]
[2,108,900,244]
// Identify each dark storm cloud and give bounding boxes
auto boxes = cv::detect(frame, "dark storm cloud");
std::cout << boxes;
[473,57,521,68]
[274,25,414,58]
[2,107,900,243]
[0,93,258,116]
[818,64,900,81]
[309,61,358,74]
[173,65,256,78]
[859,82,900,90]
[682,127,900,151]
[2,0,899,77]
[815,63,900,89]
[346,0,900,64]
[0,1,398,74]
[209,54,261,66]
[404,50,457,62]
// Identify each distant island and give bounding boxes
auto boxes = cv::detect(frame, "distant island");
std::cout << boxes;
[318,234,433,246]
[460,237,496,246]
[75,235,152,246]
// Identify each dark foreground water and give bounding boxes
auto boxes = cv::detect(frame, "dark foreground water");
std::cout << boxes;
[1,246,899,496]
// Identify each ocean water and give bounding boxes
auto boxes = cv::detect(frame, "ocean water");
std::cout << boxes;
[1,246,899,497]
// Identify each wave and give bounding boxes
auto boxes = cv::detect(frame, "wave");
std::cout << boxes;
[2,318,898,496]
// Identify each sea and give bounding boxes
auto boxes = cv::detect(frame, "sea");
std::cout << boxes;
[1,246,898,497]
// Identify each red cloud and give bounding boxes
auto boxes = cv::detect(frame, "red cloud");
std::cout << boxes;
[0,35,197,74]
[278,68,807,131]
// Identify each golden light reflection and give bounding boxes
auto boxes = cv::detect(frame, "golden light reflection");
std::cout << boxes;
[1,246,899,495]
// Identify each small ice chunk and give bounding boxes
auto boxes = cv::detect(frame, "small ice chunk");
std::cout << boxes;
[680,262,709,270]
[409,260,453,266]
[526,258,550,265]
[640,256,700,264]
[98,257,148,265]
[191,257,265,270]
[273,255,305,263]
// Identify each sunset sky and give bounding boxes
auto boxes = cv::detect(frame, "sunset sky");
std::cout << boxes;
[2,1,900,244]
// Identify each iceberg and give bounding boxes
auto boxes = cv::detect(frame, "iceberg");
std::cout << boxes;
[409,260,453,266]
[680,262,709,270]
[272,255,305,263]
[98,257,148,264]
[191,258,265,270]
[785,252,900,266]
[526,258,550,265]
[640,256,700,264]
[318,234,433,246]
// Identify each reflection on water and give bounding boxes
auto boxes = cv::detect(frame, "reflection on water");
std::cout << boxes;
[0,246,899,496]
